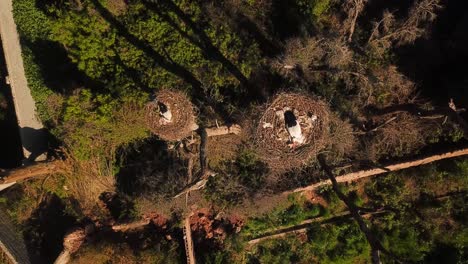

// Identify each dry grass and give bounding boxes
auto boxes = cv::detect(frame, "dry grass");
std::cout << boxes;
[60,151,116,216]
[206,134,243,168]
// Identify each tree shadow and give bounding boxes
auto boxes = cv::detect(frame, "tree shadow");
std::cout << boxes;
[23,194,77,263]
[115,138,187,198]
[270,0,314,40]
[21,38,104,94]
[99,192,136,222]
[212,4,282,57]
[143,0,250,88]
[19,127,49,163]
[393,0,468,110]
[89,0,203,91]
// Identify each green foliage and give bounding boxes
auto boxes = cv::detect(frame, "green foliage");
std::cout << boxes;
[51,12,118,81]
[308,222,370,264]
[381,225,431,262]
[73,238,183,263]
[12,0,51,41]
[49,0,261,101]
[249,239,300,264]
[61,89,149,159]
[249,222,370,264]
[242,195,322,238]
[204,150,268,206]
[365,172,411,210]
[317,184,347,215]
[364,159,468,262]
[296,0,332,21]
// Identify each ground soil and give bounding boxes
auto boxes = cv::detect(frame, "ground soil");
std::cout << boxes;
[206,134,243,168]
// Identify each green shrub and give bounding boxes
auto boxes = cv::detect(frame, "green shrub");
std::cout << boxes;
[242,196,322,238]
[204,150,268,206]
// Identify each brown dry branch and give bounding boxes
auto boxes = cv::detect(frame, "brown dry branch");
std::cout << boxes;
[111,220,150,232]
[288,147,468,194]
[145,89,198,141]
[343,0,368,42]
[254,93,331,170]
[367,112,436,160]
[368,0,442,56]
[205,124,241,137]
[0,160,62,184]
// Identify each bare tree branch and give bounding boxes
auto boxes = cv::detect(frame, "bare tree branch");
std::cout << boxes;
[346,0,368,42]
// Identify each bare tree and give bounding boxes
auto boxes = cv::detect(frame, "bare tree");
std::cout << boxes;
[343,0,368,42]
[368,0,442,56]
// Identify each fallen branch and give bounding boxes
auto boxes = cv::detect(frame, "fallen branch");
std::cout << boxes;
[0,160,62,184]
[205,124,241,137]
[111,220,150,232]
[286,147,468,194]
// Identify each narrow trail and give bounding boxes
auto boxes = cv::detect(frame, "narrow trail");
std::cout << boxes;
[0,0,47,162]
[286,147,468,194]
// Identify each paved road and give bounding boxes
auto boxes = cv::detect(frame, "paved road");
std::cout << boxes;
[0,0,47,162]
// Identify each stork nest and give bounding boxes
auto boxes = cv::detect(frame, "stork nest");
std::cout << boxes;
[145,89,197,141]
[255,93,330,170]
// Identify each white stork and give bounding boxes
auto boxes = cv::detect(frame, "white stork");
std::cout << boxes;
[284,109,304,147]
[158,102,172,122]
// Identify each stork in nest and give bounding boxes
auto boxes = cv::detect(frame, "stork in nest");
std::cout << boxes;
[284,109,304,149]
[158,101,172,124]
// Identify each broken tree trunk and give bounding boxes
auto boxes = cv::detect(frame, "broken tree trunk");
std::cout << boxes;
[112,220,150,232]
[0,160,61,184]
[205,124,241,137]
[287,147,468,194]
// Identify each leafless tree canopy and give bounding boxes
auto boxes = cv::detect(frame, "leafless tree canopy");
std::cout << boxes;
[368,0,442,56]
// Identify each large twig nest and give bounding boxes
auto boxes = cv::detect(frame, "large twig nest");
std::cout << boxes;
[145,90,198,141]
[255,92,331,170]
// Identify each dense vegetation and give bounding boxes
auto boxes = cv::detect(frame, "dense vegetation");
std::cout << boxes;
[200,158,468,263]
[1,0,467,262]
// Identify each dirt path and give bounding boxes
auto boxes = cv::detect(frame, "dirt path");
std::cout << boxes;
[286,147,468,194]
[0,0,47,162]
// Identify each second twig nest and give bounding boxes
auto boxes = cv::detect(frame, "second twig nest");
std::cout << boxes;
[145,89,198,141]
